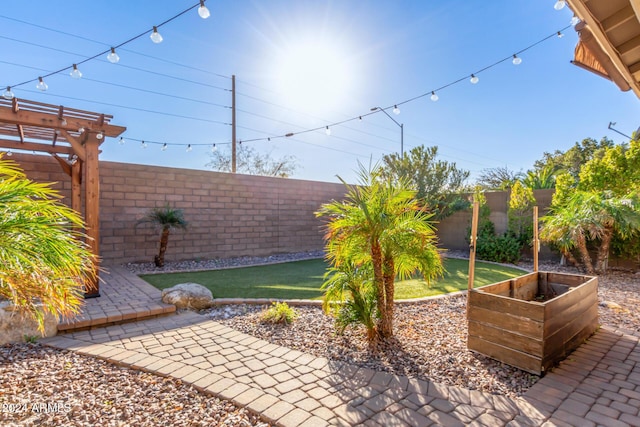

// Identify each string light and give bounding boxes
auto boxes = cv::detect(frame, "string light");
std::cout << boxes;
[470,74,479,84]
[119,137,125,145]
[393,105,400,115]
[430,91,439,101]
[141,140,148,148]
[150,26,163,44]
[96,131,104,140]
[198,0,210,19]
[70,64,82,79]
[325,126,331,136]
[161,143,168,151]
[6,150,12,157]
[107,47,120,64]
[554,0,566,11]
[512,54,522,65]
[186,144,193,152]
[211,144,217,152]
[5,2,213,92]
[36,77,47,91]
[3,87,14,100]
[61,119,67,126]
[570,15,580,26]
[557,31,564,38]
[78,127,85,133]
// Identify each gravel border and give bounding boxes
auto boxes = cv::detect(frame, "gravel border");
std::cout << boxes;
[0,344,271,427]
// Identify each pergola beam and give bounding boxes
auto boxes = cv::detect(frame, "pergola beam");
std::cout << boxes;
[0,139,74,155]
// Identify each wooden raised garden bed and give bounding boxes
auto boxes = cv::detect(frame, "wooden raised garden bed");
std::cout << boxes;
[467,271,598,375]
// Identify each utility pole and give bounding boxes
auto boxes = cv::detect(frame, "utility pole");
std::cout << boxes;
[231,74,237,173]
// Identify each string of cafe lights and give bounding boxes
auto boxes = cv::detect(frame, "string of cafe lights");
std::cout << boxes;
[1,1,577,160]
[2,0,213,98]
[98,21,578,153]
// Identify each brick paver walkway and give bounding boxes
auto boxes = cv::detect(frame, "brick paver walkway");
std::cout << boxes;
[43,267,640,426]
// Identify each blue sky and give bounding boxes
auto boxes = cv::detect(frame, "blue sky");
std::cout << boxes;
[2,1,639,184]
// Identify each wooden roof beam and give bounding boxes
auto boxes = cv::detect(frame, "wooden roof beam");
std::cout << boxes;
[0,105,126,138]
[0,139,74,155]
[601,5,636,32]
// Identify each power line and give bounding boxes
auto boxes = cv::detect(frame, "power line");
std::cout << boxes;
[4,0,209,89]
[19,89,232,126]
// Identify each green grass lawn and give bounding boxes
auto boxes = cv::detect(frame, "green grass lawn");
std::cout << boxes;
[141,258,526,300]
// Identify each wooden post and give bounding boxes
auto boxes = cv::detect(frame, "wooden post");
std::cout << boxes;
[71,159,82,216]
[84,136,101,297]
[533,206,539,272]
[468,202,479,298]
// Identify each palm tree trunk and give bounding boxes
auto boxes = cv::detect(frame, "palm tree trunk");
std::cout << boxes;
[155,227,171,267]
[380,255,395,338]
[370,241,385,340]
[575,233,595,275]
[560,248,578,266]
[595,227,613,274]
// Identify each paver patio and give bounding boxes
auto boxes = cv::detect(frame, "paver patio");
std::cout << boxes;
[42,266,640,426]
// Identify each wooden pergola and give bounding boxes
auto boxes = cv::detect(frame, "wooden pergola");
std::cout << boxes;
[0,97,126,297]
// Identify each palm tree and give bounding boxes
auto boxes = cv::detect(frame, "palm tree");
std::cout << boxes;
[316,164,443,340]
[0,154,96,332]
[138,205,188,267]
[540,191,640,274]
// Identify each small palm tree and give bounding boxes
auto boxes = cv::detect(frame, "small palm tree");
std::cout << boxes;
[0,154,96,332]
[317,164,443,340]
[540,191,640,274]
[138,204,188,267]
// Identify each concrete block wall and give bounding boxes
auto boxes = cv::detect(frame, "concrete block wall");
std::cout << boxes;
[437,189,555,251]
[10,153,345,264]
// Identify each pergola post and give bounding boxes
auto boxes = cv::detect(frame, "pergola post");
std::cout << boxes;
[83,136,101,297]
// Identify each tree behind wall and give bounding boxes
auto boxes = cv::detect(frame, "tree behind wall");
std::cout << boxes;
[206,144,298,177]
[380,145,470,220]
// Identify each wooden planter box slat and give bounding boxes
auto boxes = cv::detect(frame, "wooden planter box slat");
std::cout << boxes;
[468,271,598,375]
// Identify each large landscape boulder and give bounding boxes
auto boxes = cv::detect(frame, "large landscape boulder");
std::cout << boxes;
[161,283,215,310]
[0,301,57,344]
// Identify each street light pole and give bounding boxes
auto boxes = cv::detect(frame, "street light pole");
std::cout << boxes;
[371,107,404,156]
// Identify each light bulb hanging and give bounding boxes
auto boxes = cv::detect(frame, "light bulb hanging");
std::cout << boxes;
[119,137,125,145]
[198,0,210,19]
[557,31,564,38]
[78,127,85,134]
[96,131,104,140]
[470,74,479,84]
[6,150,12,157]
[141,141,148,149]
[61,119,67,126]
[150,26,163,44]
[430,91,439,102]
[186,144,193,152]
[570,15,580,26]
[3,86,14,100]
[107,47,120,64]
[211,144,217,152]
[358,116,363,121]
[554,0,566,10]
[393,105,400,115]
[36,77,48,91]
[325,126,331,136]
[512,54,522,65]
[70,64,82,79]
[161,143,168,151]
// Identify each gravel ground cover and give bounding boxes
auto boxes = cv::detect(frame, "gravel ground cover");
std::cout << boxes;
[2,252,638,425]
[0,344,271,427]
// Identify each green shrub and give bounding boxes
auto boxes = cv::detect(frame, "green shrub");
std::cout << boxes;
[261,302,298,324]
[476,233,522,264]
